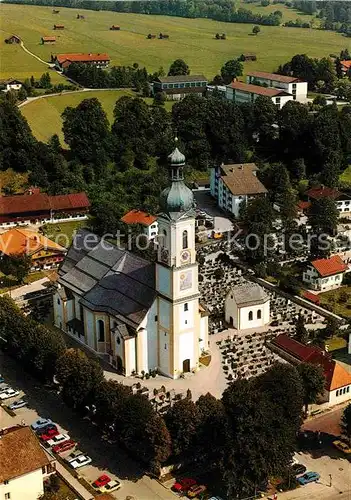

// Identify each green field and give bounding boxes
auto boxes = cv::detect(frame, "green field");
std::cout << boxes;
[1,4,347,83]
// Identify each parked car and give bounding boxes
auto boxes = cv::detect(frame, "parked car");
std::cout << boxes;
[65,449,83,462]
[188,484,207,498]
[68,454,92,469]
[52,439,76,454]
[0,375,4,383]
[100,480,121,493]
[36,424,57,436]
[0,388,19,400]
[47,433,70,448]
[93,474,111,489]
[297,472,320,485]
[333,440,351,454]
[291,463,307,476]
[8,399,27,410]
[208,497,224,500]
[0,383,9,391]
[40,429,60,441]
[173,478,197,492]
[31,418,53,431]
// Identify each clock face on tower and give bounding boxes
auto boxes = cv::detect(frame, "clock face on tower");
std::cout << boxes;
[180,249,191,264]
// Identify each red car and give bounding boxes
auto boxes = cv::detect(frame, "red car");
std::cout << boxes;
[92,474,111,489]
[52,439,76,454]
[40,429,59,442]
[172,478,197,492]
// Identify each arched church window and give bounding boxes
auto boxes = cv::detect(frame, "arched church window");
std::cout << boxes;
[182,230,188,249]
[116,336,121,345]
[248,311,253,321]
[98,320,105,342]
[257,309,262,319]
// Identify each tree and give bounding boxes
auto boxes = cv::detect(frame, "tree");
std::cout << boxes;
[168,59,190,76]
[17,87,27,101]
[39,72,52,89]
[220,59,243,84]
[62,98,111,168]
[296,362,326,413]
[241,197,275,263]
[165,398,200,458]
[295,314,309,343]
[341,403,351,440]
[252,25,261,35]
[153,91,166,106]
[308,197,339,254]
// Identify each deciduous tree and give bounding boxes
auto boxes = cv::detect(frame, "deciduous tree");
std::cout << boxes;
[296,362,326,413]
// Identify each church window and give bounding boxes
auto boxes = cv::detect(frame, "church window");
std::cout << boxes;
[257,309,262,319]
[185,320,188,325]
[182,230,188,249]
[98,320,105,342]
[164,343,167,349]
[116,336,121,345]
[57,298,60,305]
[155,315,158,322]
[184,303,188,312]
[248,311,253,321]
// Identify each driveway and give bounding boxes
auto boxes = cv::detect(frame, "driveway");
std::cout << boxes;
[0,351,175,500]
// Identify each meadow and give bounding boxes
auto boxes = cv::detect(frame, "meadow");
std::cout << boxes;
[1,3,347,83]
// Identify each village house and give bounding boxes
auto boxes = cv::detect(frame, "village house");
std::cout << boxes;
[53,53,110,70]
[306,185,351,216]
[41,36,56,44]
[0,78,22,92]
[0,426,56,500]
[246,71,308,102]
[0,228,66,270]
[225,283,270,330]
[0,189,90,228]
[54,145,209,379]
[210,163,267,217]
[226,81,294,109]
[302,255,347,291]
[152,75,208,101]
[270,334,351,406]
[4,34,20,44]
[340,60,351,75]
[53,24,64,30]
[121,209,158,240]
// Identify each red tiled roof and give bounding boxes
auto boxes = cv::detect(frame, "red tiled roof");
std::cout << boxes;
[306,186,341,200]
[247,70,301,83]
[121,209,157,226]
[310,255,347,277]
[341,60,351,69]
[303,291,320,304]
[56,53,110,64]
[272,334,317,362]
[42,36,56,42]
[0,192,90,217]
[297,200,311,211]
[228,81,290,97]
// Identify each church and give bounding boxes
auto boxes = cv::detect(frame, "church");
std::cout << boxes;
[53,145,209,379]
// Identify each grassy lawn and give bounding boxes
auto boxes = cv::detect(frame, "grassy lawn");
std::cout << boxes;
[42,219,88,246]
[20,89,135,143]
[319,286,351,318]
[340,165,351,185]
[1,4,345,83]
[325,336,347,352]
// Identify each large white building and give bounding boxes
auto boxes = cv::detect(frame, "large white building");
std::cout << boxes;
[302,255,347,291]
[226,81,294,109]
[210,163,267,217]
[54,145,209,379]
[0,426,55,500]
[225,283,270,330]
[247,71,308,102]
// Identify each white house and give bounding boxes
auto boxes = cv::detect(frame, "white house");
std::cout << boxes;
[302,255,347,291]
[210,163,267,217]
[0,426,56,500]
[121,209,158,240]
[225,283,270,330]
[246,71,308,102]
[226,81,293,109]
[54,144,209,379]
[306,185,351,217]
[1,78,22,92]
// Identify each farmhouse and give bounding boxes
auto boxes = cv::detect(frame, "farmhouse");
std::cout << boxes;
[110,25,120,30]
[0,190,90,228]
[340,60,351,75]
[306,185,351,216]
[210,163,267,217]
[53,24,64,30]
[41,36,56,44]
[226,81,294,109]
[240,53,257,61]
[53,144,209,379]
[302,255,347,291]
[0,228,66,270]
[225,283,270,330]
[121,209,158,240]
[246,71,308,102]
[153,74,208,101]
[4,34,20,44]
[0,426,56,500]
[0,78,22,92]
[53,52,110,70]
[270,334,351,406]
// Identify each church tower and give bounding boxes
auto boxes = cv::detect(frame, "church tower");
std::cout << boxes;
[155,142,207,378]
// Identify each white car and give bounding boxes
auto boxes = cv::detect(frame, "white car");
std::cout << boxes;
[100,480,122,493]
[47,433,70,447]
[0,388,20,400]
[68,454,92,469]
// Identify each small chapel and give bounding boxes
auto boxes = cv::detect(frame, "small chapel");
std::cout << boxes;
[53,144,209,379]
[225,283,270,330]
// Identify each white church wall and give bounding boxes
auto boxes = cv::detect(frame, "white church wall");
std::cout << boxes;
[238,303,269,330]
[157,265,172,297]
[143,300,158,370]
[159,299,170,329]
[178,300,194,329]
[124,337,136,376]
[178,331,195,373]
[74,294,80,319]
[199,315,209,352]
[53,293,64,329]
[84,308,96,349]
[159,329,170,376]
[224,294,239,328]
[66,300,74,322]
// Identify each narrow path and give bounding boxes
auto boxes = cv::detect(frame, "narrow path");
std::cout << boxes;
[20,39,54,67]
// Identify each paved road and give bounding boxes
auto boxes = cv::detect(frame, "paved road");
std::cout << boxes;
[1,277,50,300]
[302,405,348,437]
